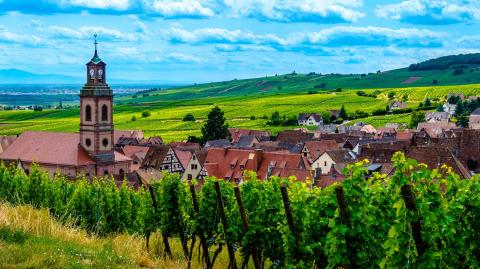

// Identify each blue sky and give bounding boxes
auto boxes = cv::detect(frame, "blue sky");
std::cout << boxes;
[0,0,479,83]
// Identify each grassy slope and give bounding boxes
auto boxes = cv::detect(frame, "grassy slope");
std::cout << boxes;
[0,203,233,269]
[2,66,480,142]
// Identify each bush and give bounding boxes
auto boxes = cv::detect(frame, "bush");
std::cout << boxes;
[250,116,256,120]
[131,116,136,121]
[372,109,388,116]
[183,113,196,122]
[141,111,151,118]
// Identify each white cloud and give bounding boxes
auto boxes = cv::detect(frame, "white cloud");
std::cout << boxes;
[147,0,215,18]
[0,25,44,46]
[375,0,480,24]
[164,26,445,50]
[59,0,131,10]
[44,25,141,41]
[224,0,365,23]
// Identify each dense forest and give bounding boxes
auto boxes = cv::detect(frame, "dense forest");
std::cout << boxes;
[409,53,480,71]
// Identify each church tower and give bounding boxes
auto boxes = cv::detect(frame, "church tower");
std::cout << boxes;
[79,35,115,164]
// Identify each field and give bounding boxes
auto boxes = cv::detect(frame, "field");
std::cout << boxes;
[2,66,480,142]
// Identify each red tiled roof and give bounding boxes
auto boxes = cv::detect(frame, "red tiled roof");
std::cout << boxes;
[204,148,310,181]
[0,131,95,166]
[174,149,193,169]
[304,140,339,160]
[114,130,144,142]
[228,128,270,143]
[121,145,150,159]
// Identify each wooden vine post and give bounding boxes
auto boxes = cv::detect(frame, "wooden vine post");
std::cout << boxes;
[169,183,191,266]
[234,186,262,269]
[148,185,172,258]
[400,184,428,257]
[335,186,357,269]
[214,181,238,269]
[280,185,301,261]
[189,181,211,268]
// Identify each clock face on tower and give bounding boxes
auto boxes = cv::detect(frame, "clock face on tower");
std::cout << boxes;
[89,68,94,79]
[98,69,103,79]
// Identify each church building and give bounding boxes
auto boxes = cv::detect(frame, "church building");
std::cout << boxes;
[0,37,132,178]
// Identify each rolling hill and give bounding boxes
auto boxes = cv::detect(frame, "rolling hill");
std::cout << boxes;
[1,53,480,142]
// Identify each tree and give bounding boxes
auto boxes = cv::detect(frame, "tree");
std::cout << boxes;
[432,79,438,85]
[388,92,395,100]
[201,106,230,142]
[131,115,136,121]
[339,105,347,120]
[425,98,432,107]
[269,111,281,126]
[142,111,151,117]
[183,113,196,122]
[410,110,425,128]
[457,113,469,128]
[437,105,444,112]
[455,102,465,116]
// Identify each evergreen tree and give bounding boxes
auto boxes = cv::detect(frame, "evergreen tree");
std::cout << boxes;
[201,106,230,142]
[424,98,432,107]
[339,105,347,120]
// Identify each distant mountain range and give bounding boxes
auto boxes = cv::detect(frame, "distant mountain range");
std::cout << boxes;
[0,69,82,84]
[1,53,480,86]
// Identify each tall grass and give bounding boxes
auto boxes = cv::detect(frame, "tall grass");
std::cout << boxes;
[0,203,233,268]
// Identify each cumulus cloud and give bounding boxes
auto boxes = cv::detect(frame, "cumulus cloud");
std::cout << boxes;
[164,26,445,50]
[0,0,365,23]
[0,25,44,46]
[298,26,444,48]
[147,0,215,18]
[375,0,480,25]
[224,0,365,23]
[44,25,141,41]
[59,0,131,10]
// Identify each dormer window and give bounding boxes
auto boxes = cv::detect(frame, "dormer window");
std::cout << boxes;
[230,164,235,169]
[240,165,245,170]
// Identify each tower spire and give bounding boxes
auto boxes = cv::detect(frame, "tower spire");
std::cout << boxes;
[94,33,98,58]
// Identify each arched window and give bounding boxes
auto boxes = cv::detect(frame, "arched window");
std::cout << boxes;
[102,138,109,147]
[119,169,124,176]
[104,170,109,175]
[101,104,108,121]
[85,105,92,121]
[85,138,91,147]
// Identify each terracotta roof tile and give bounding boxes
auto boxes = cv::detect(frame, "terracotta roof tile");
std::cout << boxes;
[0,131,95,166]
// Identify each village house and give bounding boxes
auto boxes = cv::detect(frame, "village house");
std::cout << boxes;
[443,103,457,116]
[301,140,339,160]
[203,148,311,183]
[425,112,449,123]
[388,100,407,110]
[182,150,208,181]
[298,113,323,126]
[141,142,200,176]
[0,40,133,178]
[469,108,480,129]
[312,149,356,175]
[228,128,271,144]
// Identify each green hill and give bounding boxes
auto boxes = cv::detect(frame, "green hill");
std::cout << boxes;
[123,53,480,103]
[2,53,480,142]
